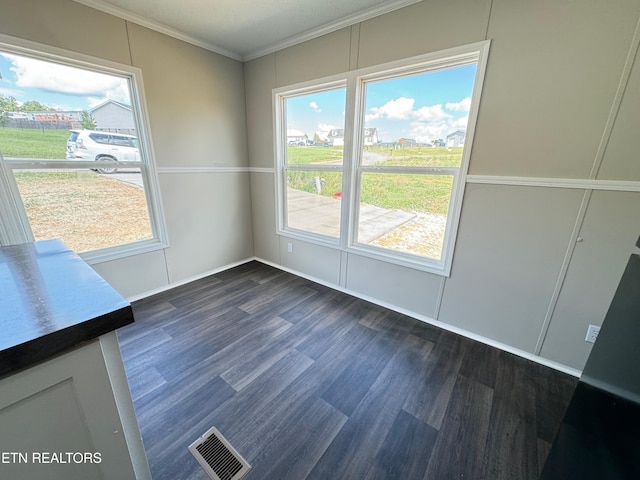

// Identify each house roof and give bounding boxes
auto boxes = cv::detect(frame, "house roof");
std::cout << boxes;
[446,130,466,138]
[89,99,132,113]
[328,127,377,138]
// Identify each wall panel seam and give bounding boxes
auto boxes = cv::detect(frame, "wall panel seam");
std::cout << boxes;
[589,15,640,179]
[534,190,593,355]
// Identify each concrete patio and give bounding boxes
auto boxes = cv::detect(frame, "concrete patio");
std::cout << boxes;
[287,188,414,241]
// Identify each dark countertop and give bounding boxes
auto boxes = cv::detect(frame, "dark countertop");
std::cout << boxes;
[0,239,134,378]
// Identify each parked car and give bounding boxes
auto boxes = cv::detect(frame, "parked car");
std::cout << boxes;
[66,130,140,174]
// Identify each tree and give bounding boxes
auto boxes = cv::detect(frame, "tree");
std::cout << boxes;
[0,112,8,128]
[80,111,96,129]
[0,95,19,112]
[21,100,55,112]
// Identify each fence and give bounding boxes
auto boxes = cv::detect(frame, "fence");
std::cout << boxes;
[6,119,73,130]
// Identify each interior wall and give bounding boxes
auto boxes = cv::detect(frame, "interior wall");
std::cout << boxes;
[3,0,639,372]
[246,0,640,371]
[0,0,254,298]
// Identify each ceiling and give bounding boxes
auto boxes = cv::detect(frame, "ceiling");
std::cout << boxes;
[72,0,422,61]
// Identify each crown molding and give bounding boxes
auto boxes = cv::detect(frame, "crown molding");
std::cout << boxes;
[71,0,422,62]
[71,0,243,61]
[242,0,423,61]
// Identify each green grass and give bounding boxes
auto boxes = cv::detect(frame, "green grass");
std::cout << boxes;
[0,127,68,159]
[286,145,344,165]
[360,173,453,214]
[286,145,463,167]
[287,170,342,197]
[286,145,462,214]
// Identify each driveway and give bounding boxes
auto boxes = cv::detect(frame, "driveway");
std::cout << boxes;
[101,169,144,188]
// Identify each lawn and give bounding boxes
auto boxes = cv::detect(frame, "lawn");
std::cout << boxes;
[287,145,463,167]
[0,127,68,158]
[286,145,461,215]
[13,170,152,252]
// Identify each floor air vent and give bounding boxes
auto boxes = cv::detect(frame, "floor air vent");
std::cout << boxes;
[188,427,251,480]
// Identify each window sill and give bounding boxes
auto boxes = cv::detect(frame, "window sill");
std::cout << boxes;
[80,239,169,265]
[278,230,449,277]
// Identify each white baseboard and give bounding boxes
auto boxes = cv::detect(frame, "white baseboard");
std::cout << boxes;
[126,257,255,303]
[255,257,582,378]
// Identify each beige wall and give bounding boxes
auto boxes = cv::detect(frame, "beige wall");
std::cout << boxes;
[245,0,640,371]
[3,0,640,372]
[0,0,254,298]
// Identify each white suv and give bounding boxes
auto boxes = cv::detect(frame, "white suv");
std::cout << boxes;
[66,130,140,174]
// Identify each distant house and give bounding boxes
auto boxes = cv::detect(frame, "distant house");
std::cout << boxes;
[327,128,344,146]
[27,111,80,122]
[363,128,378,146]
[12,110,81,129]
[6,112,28,119]
[90,100,135,133]
[398,137,417,147]
[287,128,306,145]
[327,127,378,146]
[446,130,465,147]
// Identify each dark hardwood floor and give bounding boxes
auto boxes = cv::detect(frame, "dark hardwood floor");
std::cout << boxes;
[117,261,577,480]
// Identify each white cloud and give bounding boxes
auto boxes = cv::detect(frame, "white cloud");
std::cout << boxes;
[413,104,450,121]
[315,123,337,139]
[445,97,471,112]
[2,53,130,104]
[364,96,471,143]
[366,97,415,121]
[452,116,469,129]
[309,101,321,112]
[0,86,23,98]
[409,121,451,143]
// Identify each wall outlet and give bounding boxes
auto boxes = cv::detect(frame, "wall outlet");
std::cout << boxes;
[287,242,293,254]
[585,324,600,343]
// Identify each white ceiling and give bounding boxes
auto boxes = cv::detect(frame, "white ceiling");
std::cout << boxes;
[73,0,422,61]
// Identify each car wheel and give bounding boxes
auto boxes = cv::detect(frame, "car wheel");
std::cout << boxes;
[96,156,118,174]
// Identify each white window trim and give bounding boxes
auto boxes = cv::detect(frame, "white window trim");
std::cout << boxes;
[274,41,490,276]
[0,34,168,264]
[274,76,348,246]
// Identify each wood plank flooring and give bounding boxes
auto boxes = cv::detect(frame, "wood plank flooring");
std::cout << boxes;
[117,261,577,480]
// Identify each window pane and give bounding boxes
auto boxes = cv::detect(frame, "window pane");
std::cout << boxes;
[285,170,342,238]
[0,46,161,257]
[361,64,477,167]
[13,169,152,252]
[357,173,454,260]
[0,50,137,161]
[285,88,346,165]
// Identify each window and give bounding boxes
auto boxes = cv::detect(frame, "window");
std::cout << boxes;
[274,41,490,275]
[0,35,167,262]
[277,83,346,240]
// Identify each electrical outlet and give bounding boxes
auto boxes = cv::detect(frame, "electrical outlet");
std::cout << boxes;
[585,324,600,343]
[287,242,293,254]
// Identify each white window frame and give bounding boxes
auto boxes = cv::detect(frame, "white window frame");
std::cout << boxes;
[274,77,348,247]
[0,34,168,264]
[275,41,490,276]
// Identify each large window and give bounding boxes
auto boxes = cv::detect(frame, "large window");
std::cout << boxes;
[274,42,489,275]
[279,83,346,239]
[0,35,166,262]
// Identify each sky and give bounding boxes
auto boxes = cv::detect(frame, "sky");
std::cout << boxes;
[0,50,131,111]
[286,63,477,144]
